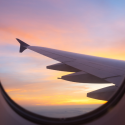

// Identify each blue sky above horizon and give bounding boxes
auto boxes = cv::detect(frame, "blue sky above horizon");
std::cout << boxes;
[0,0,125,107]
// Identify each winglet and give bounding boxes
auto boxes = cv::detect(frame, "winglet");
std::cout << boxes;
[16,38,29,53]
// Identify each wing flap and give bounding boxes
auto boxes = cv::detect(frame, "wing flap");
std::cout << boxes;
[87,86,117,101]
[105,76,125,86]
[61,71,109,83]
[47,63,80,72]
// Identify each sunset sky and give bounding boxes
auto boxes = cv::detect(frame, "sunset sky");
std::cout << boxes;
[0,0,125,108]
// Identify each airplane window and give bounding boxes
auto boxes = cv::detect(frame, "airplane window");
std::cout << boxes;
[0,0,125,124]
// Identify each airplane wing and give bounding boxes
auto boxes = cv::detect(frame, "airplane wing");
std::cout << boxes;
[16,38,125,100]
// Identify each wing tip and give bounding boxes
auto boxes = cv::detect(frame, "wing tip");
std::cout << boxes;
[16,38,29,53]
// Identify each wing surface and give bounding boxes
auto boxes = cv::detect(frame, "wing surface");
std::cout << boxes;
[17,38,125,87]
